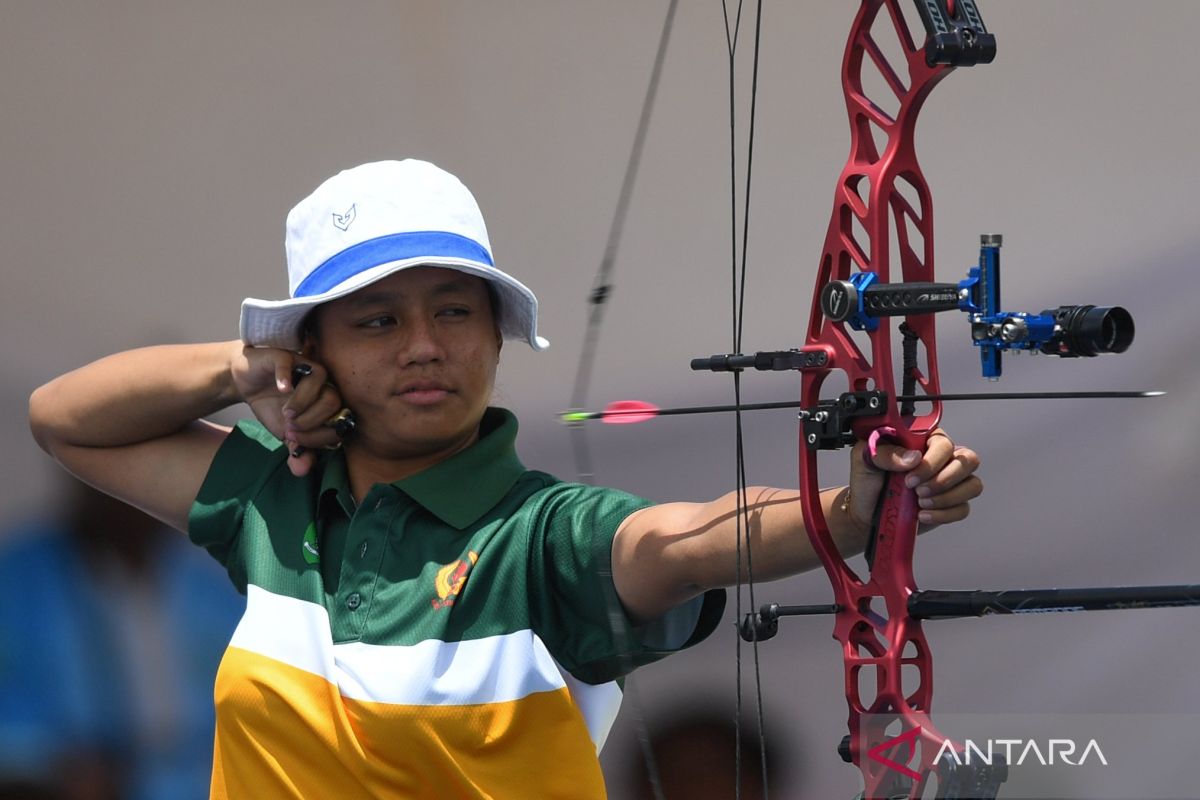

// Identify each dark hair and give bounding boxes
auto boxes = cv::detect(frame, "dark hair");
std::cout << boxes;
[300,308,320,345]
[484,280,501,323]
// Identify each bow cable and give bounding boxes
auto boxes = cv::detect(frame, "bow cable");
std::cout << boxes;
[564,3,678,798]
[722,0,769,796]
[568,0,680,481]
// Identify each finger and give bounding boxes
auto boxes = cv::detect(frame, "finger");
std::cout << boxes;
[290,384,344,431]
[283,362,328,418]
[913,447,981,496]
[917,475,983,510]
[901,431,957,487]
[917,499,971,528]
[287,426,342,451]
[277,357,304,393]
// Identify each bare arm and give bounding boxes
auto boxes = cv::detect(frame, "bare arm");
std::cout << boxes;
[28,341,342,533]
[611,436,982,622]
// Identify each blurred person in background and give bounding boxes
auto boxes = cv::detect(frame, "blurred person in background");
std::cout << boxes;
[620,705,796,799]
[0,477,243,800]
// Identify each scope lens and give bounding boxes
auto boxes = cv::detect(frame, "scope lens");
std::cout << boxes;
[1044,305,1135,357]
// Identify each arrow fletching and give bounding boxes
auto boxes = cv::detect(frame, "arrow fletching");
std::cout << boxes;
[561,400,662,425]
[598,400,661,424]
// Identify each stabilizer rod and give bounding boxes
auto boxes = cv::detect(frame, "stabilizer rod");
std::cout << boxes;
[740,585,1200,641]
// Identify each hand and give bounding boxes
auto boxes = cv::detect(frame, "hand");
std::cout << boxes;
[229,344,345,477]
[846,429,982,534]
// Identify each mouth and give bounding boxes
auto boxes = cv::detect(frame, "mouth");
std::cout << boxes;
[395,382,455,406]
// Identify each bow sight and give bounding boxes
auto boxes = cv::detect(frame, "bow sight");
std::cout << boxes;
[819,235,1135,379]
[692,235,1142,452]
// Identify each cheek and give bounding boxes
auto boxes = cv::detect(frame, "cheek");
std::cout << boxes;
[466,346,500,391]
[325,354,384,403]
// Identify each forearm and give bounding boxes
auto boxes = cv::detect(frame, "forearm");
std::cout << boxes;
[673,485,870,590]
[614,485,870,620]
[29,340,243,453]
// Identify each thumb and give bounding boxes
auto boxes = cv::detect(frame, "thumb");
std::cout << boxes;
[287,448,316,478]
[273,353,296,394]
[868,443,923,473]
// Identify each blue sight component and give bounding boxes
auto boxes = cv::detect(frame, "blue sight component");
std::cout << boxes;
[817,234,1135,380]
[843,272,881,332]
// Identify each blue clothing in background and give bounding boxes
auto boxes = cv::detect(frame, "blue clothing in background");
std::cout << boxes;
[0,523,244,800]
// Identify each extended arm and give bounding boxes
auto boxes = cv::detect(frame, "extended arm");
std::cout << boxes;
[611,434,981,621]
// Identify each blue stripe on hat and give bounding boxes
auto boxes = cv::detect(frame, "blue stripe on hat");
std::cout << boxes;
[294,231,494,298]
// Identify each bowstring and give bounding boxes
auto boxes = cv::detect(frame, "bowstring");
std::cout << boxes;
[565,3,679,798]
[722,0,769,797]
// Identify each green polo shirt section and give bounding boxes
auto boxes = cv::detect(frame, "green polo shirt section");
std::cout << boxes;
[188,408,724,800]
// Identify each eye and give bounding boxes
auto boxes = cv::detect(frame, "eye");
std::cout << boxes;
[358,314,396,329]
[437,306,471,319]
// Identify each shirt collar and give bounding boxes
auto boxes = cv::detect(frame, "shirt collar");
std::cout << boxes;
[318,407,526,530]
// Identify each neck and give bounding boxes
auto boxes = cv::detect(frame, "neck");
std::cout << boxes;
[343,428,480,505]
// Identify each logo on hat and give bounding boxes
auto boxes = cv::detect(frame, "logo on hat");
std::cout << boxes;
[332,204,357,232]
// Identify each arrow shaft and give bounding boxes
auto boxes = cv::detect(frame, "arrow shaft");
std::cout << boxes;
[573,391,1161,421]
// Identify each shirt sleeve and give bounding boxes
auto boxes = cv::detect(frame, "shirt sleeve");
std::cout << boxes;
[187,419,289,591]
[525,482,726,685]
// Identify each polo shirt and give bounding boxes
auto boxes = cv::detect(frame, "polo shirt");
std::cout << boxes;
[189,407,724,799]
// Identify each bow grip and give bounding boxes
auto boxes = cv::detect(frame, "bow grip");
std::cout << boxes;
[862,429,926,572]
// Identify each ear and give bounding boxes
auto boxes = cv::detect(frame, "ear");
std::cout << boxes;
[299,309,321,358]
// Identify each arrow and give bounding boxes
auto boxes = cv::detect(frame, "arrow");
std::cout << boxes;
[561,391,1164,424]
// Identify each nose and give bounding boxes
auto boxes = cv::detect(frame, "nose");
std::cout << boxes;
[400,316,446,365]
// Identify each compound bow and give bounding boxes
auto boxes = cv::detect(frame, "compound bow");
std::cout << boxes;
[570,2,1195,798]
[705,2,1196,798]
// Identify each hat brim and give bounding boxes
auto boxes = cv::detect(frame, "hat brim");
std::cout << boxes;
[239,256,549,352]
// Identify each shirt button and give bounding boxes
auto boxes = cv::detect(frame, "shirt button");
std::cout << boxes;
[374,498,384,511]
[346,592,361,610]
[359,542,368,558]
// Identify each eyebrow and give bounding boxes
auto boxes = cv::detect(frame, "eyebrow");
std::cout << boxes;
[345,278,475,308]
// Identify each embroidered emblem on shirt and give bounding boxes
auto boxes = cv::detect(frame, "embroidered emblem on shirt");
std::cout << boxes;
[432,551,478,610]
[332,204,356,231]
[301,522,320,566]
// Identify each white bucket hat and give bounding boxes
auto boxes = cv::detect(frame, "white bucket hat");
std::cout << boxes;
[240,159,549,352]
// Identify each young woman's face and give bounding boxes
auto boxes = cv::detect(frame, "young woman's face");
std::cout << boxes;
[308,267,501,461]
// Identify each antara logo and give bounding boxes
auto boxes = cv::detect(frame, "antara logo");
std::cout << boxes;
[432,551,479,610]
[934,737,1108,768]
[868,726,1109,779]
[868,726,923,781]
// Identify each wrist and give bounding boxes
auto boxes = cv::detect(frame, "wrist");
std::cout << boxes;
[217,340,251,406]
[839,486,872,540]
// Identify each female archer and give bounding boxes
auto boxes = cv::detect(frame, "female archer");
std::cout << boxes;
[29,159,981,798]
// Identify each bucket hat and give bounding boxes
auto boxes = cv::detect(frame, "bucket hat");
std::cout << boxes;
[240,159,549,352]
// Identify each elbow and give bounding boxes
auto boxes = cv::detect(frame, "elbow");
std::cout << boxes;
[28,382,61,455]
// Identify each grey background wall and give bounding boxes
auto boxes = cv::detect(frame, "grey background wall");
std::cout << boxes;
[4,2,1198,796]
